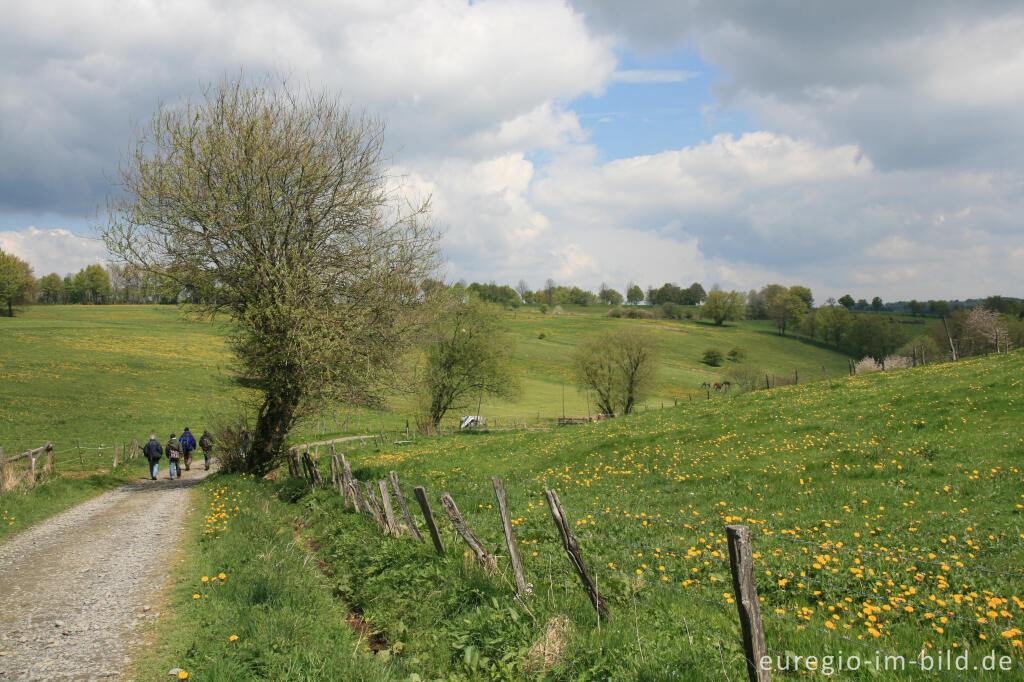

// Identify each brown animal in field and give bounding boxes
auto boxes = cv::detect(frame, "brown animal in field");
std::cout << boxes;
[701,381,712,390]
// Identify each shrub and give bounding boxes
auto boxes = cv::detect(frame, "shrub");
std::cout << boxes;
[625,307,655,320]
[538,332,546,340]
[538,304,549,315]
[661,302,684,320]
[702,349,723,366]
[727,346,746,362]
[607,307,623,318]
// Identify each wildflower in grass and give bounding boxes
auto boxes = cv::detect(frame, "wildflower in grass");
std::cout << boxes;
[229,634,239,642]
[201,576,209,583]
[192,594,200,599]
[178,672,189,680]
[218,572,226,580]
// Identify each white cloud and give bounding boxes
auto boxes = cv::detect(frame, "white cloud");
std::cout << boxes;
[0,226,107,276]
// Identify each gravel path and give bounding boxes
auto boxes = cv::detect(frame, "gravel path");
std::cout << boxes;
[0,468,214,681]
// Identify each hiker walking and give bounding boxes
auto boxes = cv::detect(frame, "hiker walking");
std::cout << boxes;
[166,433,182,480]
[199,429,214,470]
[143,434,163,480]
[180,427,197,471]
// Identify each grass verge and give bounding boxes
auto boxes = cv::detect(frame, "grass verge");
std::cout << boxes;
[133,473,393,681]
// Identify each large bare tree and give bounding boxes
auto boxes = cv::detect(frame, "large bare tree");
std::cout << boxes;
[104,77,439,474]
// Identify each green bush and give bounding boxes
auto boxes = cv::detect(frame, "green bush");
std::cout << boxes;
[727,346,746,362]
[702,348,723,366]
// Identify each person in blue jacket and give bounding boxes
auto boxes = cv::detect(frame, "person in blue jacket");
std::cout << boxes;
[180,427,197,472]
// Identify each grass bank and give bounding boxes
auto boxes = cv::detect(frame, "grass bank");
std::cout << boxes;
[134,473,392,681]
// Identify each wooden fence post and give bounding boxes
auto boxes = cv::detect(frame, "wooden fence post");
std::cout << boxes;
[726,525,770,682]
[0,446,5,493]
[389,471,424,543]
[45,443,54,475]
[341,456,357,507]
[413,486,445,555]
[493,477,528,597]
[113,443,119,469]
[377,480,399,536]
[440,493,495,571]
[544,489,609,619]
[329,455,339,490]
[350,476,376,522]
[363,482,387,531]
[29,450,36,486]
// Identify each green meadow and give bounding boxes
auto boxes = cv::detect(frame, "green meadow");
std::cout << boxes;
[0,303,857,455]
[301,350,1023,679]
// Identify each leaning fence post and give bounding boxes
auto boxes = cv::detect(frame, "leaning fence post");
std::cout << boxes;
[350,476,376,522]
[377,480,399,536]
[726,525,770,682]
[363,482,388,531]
[413,486,445,555]
[440,492,495,571]
[493,477,528,597]
[389,471,424,543]
[544,489,609,619]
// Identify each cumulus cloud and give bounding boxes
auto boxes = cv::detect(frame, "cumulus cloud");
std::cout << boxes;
[0,226,107,276]
[0,0,615,215]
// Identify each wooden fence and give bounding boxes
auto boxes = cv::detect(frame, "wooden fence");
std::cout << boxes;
[0,439,140,494]
[291,451,773,681]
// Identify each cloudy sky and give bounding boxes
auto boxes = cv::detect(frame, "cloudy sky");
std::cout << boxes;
[2,0,1022,301]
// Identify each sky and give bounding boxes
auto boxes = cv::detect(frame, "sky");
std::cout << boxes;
[1,0,1022,302]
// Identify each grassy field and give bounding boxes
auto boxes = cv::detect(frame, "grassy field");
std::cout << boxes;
[296,350,1023,679]
[0,304,857,453]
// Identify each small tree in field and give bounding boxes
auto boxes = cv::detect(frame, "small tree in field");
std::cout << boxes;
[418,295,520,431]
[700,290,745,325]
[104,77,439,475]
[572,328,657,416]
[0,249,36,316]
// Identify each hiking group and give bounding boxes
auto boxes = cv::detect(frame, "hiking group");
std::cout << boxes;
[142,428,214,480]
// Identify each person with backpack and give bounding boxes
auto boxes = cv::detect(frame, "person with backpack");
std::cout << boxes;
[199,429,214,470]
[166,433,183,480]
[143,434,163,480]
[180,427,197,471]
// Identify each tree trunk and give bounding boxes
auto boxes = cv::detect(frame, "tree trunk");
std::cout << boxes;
[249,394,296,476]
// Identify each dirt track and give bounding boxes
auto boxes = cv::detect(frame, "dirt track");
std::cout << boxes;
[0,468,213,681]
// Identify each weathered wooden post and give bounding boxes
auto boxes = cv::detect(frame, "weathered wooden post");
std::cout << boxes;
[350,476,375,522]
[726,525,770,682]
[29,449,36,486]
[363,481,388,530]
[45,443,54,475]
[544,489,609,619]
[389,471,424,543]
[440,493,495,571]
[0,446,6,492]
[113,443,119,469]
[794,369,798,385]
[493,477,528,597]
[413,486,445,555]
[341,456,357,507]
[377,480,399,535]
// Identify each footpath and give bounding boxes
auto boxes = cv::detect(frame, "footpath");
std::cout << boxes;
[0,468,214,681]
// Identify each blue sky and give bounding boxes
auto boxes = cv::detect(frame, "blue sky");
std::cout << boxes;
[571,48,751,161]
[1,0,1022,301]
